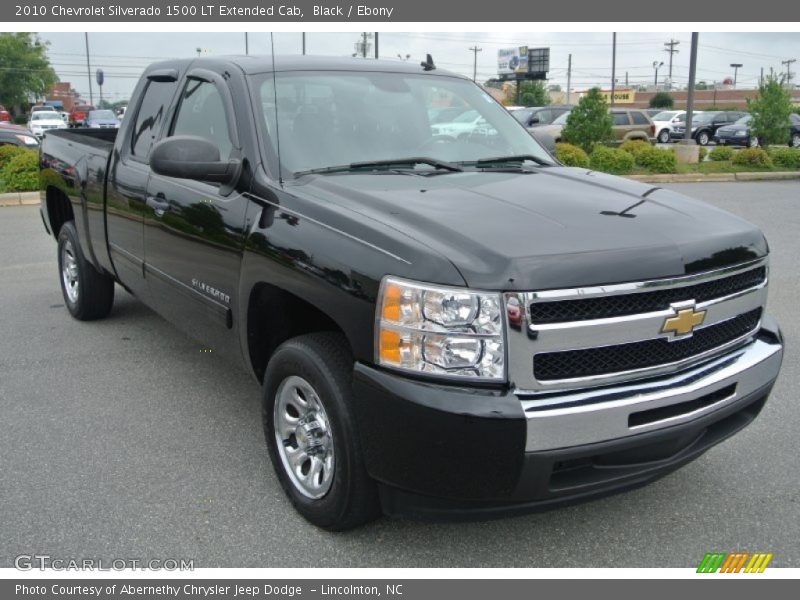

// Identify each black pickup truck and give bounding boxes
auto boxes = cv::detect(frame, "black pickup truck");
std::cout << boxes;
[40,56,783,530]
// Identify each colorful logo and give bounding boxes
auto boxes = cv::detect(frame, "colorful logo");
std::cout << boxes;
[697,552,773,573]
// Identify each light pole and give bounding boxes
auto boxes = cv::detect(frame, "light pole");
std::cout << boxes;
[653,61,664,90]
[730,63,743,88]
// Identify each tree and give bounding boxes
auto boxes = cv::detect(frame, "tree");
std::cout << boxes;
[560,88,613,153]
[748,73,793,146]
[649,92,674,109]
[518,80,549,107]
[695,81,709,91]
[0,33,58,111]
[548,84,562,92]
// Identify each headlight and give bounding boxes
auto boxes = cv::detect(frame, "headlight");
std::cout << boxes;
[735,130,747,136]
[14,134,38,146]
[376,276,505,381]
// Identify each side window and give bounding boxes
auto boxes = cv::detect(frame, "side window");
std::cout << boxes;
[131,80,177,159]
[171,80,232,160]
[534,109,553,124]
[612,112,629,126]
[630,111,650,125]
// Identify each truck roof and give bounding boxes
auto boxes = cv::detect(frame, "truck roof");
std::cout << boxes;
[145,55,465,78]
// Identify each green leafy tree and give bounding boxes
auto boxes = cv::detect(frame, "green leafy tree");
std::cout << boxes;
[649,92,674,109]
[518,80,549,107]
[748,73,793,146]
[695,81,709,91]
[561,88,613,153]
[0,33,58,110]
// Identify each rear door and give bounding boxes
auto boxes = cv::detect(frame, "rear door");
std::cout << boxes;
[106,73,179,296]
[142,69,250,357]
[611,111,631,141]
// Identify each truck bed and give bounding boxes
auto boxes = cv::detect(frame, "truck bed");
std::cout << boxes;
[46,127,118,150]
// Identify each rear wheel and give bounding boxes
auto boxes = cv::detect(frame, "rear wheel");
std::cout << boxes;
[791,133,800,148]
[262,332,380,530]
[657,129,670,144]
[57,221,115,320]
[697,131,710,146]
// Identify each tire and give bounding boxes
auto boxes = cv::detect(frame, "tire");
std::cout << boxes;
[696,131,710,146]
[791,133,800,148]
[57,221,115,321]
[748,136,759,148]
[657,129,670,144]
[262,332,380,530]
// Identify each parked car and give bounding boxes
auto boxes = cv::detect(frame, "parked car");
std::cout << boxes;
[427,106,468,125]
[39,56,783,530]
[510,105,572,128]
[0,105,11,123]
[27,110,68,138]
[671,111,747,146]
[116,105,127,119]
[85,110,121,129]
[714,113,800,148]
[531,109,571,142]
[651,110,700,144]
[610,108,656,144]
[0,122,39,148]
[69,104,96,127]
[429,108,497,137]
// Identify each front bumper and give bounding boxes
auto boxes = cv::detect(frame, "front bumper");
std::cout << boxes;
[714,134,750,146]
[353,317,783,519]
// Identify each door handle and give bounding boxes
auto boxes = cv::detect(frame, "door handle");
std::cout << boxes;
[146,194,169,217]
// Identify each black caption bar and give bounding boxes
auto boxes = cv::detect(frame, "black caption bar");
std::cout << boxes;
[4,0,800,22]
[3,580,797,600]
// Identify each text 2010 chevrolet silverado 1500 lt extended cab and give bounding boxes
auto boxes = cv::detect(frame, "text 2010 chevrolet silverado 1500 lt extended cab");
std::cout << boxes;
[40,56,784,530]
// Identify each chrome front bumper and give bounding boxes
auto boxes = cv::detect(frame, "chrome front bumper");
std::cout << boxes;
[520,321,783,452]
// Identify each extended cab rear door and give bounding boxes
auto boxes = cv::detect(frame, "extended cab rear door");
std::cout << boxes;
[142,68,250,358]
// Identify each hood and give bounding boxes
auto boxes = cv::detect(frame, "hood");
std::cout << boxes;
[87,119,119,126]
[30,119,64,126]
[294,167,767,291]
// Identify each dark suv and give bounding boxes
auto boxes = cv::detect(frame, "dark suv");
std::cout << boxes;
[511,105,572,128]
[671,111,747,146]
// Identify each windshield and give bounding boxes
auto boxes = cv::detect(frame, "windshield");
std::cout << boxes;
[511,108,533,123]
[89,110,116,120]
[552,111,571,125]
[31,112,58,121]
[652,111,678,121]
[690,112,716,124]
[252,71,552,175]
[735,115,752,125]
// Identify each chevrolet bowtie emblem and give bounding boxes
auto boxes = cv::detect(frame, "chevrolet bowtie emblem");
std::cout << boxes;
[662,305,706,338]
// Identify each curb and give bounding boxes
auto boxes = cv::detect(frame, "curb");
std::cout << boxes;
[628,171,800,184]
[0,191,40,207]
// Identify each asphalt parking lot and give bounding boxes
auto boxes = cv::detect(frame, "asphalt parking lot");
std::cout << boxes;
[1,181,798,568]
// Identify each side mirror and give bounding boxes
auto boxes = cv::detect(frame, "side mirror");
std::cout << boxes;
[532,131,557,156]
[150,135,239,185]
[529,116,540,125]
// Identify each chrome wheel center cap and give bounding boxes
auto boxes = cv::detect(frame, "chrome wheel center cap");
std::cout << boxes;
[295,416,326,455]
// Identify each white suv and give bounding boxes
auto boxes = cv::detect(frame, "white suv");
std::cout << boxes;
[652,110,702,144]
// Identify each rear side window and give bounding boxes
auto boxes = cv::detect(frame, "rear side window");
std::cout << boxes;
[131,79,178,159]
[612,112,629,126]
[170,80,232,160]
[631,111,650,125]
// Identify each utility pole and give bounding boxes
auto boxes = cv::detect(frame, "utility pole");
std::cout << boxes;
[664,39,680,90]
[374,32,379,59]
[84,33,94,106]
[625,71,629,87]
[685,33,699,142]
[760,67,764,87]
[245,32,249,55]
[782,58,797,87]
[302,33,306,55]
[362,32,368,58]
[611,33,616,107]
[730,63,743,88]
[469,46,482,82]
[566,54,572,104]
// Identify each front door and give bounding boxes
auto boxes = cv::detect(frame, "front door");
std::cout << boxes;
[143,75,250,359]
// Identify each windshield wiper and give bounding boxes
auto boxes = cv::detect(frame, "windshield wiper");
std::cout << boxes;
[465,154,553,169]
[295,157,462,176]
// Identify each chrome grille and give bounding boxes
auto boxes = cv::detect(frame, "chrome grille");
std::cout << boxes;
[505,259,768,393]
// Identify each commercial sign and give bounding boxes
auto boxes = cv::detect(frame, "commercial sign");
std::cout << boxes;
[498,47,529,76]
[599,89,636,104]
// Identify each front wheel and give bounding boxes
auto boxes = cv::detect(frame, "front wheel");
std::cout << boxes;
[791,133,800,148]
[696,131,710,146]
[262,332,380,530]
[748,136,760,148]
[657,129,670,144]
[57,221,115,320]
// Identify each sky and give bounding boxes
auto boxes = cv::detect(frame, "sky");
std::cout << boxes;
[35,31,800,104]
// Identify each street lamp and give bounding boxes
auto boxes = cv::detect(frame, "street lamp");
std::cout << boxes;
[653,61,664,90]
[730,63,743,88]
